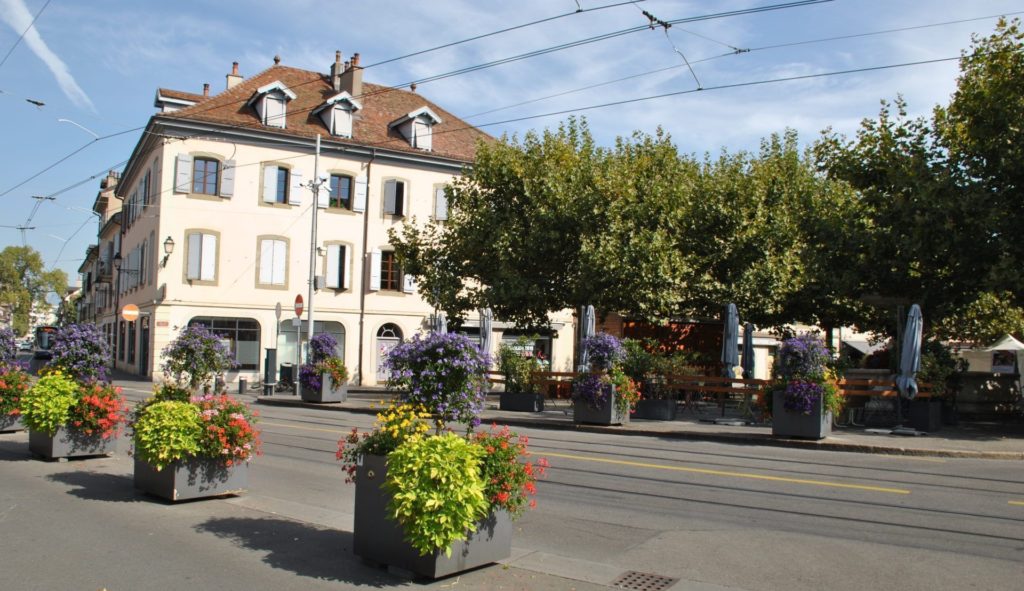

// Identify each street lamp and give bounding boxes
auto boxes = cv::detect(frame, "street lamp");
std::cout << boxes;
[57,118,99,140]
[161,236,175,267]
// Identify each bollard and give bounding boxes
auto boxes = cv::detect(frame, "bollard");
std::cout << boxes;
[239,378,247,395]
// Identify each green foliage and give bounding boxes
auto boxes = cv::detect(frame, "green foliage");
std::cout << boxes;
[161,325,236,390]
[0,363,31,417]
[496,337,542,394]
[918,340,968,398]
[132,401,203,471]
[621,338,657,383]
[385,433,489,557]
[0,246,67,335]
[20,371,79,435]
[935,291,1024,346]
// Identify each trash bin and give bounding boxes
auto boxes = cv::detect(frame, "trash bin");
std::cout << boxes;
[239,378,247,395]
[279,363,294,386]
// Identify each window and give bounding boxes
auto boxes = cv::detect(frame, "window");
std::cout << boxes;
[314,92,361,138]
[389,107,442,150]
[325,243,351,290]
[263,165,302,205]
[118,320,125,361]
[127,320,136,364]
[263,96,286,128]
[434,187,448,221]
[413,120,432,151]
[258,238,287,286]
[383,179,406,216]
[188,317,261,370]
[174,154,235,198]
[192,158,220,195]
[186,231,217,282]
[329,174,353,209]
[141,170,151,208]
[380,251,400,291]
[248,81,296,129]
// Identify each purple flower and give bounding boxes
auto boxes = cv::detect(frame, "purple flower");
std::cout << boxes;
[50,323,110,382]
[581,333,624,370]
[571,372,612,409]
[775,334,831,381]
[0,327,16,363]
[782,379,825,415]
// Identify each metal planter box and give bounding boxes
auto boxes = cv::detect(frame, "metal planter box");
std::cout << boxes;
[498,392,544,412]
[0,414,24,433]
[633,399,677,421]
[573,388,628,426]
[29,427,118,460]
[353,454,512,579]
[772,394,831,439]
[134,457,248,502]
[300,374,348,403]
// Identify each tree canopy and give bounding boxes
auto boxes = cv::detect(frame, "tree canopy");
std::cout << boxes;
[0,246,67,335]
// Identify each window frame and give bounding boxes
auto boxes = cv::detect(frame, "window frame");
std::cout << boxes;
[256,236,289,289]
[184,229,219,285]
[192,157,220,195]
[329,173,354,210]
[379,250,401,291]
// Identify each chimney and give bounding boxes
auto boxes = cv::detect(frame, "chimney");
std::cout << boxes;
[226,61,242,89]
[330,50,343,92]
[203,83,210,97]
[339,52,362,98]
[273,55,281,65]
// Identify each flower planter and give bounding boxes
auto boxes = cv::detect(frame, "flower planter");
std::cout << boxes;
[300,374,348,403]
[498,392,544,412]
[353,454,512,579]
[632,399,677,421]
[29,427,118,460]
[909,398,942,432]
[573,389,628,426]
[134,457,249,502]
[772,394,831,439]
[0,414,24,433]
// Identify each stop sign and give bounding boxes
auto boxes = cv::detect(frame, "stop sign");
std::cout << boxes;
[294,294,304,317]
[121,304,140,322]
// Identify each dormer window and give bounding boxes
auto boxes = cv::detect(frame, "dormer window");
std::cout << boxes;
[247,81,297,129]
[313,92,362,138]
[389,106,442,151]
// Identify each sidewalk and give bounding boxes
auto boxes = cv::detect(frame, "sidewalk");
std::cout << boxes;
[258,391,1024,460]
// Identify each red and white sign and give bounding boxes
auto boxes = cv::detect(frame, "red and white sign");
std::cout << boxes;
[294,294,304,317]
[121,304,140,322]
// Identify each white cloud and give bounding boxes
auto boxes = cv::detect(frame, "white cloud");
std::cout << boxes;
[0,0,95,112]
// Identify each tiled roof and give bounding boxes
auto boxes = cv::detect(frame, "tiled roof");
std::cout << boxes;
[156,88,209,104]
[159,64,491,163]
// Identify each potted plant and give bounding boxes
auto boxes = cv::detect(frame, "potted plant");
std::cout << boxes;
[338,332,546,578]
[47,323,111,383]
[21,370,128,459]
[299,333,348,403]
[497,336,545,412]
[0,361,30,433]
[133,328,259,501]
[572,333,638,425]
[623,339,681,421]
[769,334,842,439]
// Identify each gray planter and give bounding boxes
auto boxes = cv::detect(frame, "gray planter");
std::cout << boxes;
[499,392,544,412]
[134,457,249,502]
[353,454,512,579]
[633,399,677,421]
[29,427,118,460]
[0,414,24,433]
[909,398,942,432]
[301,373,348,403]
[772,394,831,439]
[573,388,628,426]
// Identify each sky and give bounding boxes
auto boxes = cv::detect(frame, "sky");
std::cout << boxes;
[1,0,1023,287]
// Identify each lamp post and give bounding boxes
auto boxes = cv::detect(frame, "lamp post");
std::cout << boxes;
[298,134,327,400]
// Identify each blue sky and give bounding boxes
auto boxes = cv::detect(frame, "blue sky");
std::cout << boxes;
[2,0,1022,285]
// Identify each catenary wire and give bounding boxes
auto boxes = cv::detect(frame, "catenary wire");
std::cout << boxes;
[0,0,52,71]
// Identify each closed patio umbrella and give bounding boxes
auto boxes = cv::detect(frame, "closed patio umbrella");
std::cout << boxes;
[721,303,739,378]
[429,312,448,334]
[479,308,493,361]
[896,304,923,400]
[741,322,755,380]
[577,304,595,372]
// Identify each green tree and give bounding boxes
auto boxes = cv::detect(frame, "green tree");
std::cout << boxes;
[0,246,67,335]
[935,291,1024,346]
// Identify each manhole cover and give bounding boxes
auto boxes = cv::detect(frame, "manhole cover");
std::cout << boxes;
[611,570,679,591]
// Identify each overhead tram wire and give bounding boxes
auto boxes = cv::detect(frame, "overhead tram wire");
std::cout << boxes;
[363,0,647,69]
[0,0,52,71]
[0,0,832,197]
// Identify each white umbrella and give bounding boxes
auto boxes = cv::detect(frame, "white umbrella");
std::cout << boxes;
[429,312,448,334]
[721,303,739,378]
[896,304,923,400]
[741,322,755,380]
[479,307,493,360]
[577,304,595,372]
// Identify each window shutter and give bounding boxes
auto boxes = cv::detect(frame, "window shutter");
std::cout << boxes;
[152,161,161,205]
[434,187,448,221]
[262,166,277,203]
[326,244,341,288]
[394,181,405,217]
[187,233,201,279]
[415,120,432,151]
[317,178,329,209]
[174,154,192,193]
[220,160,236,198]
[341,244,351,290]
[353,175,367,212]
[334,107,352,137]
[290,169,303,206]
[383,180,397,215]
[273,240,286,284]
[259,239,274,284]
[265,96,286,128]
[403,273,416,294]
[369,248,381,291]
[200,234,217,281]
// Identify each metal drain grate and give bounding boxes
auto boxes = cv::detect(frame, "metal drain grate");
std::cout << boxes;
[611,570,679,591]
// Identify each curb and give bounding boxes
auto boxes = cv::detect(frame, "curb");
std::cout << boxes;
[255,397,1024,461]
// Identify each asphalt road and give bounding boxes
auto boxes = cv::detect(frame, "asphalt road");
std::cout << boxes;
[0,380,1021,590]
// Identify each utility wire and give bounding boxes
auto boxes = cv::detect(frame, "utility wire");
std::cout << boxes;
[363,0,645,68]
[0,0,52,71]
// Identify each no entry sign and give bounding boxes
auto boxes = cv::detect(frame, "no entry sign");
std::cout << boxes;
[294,294,304,317]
